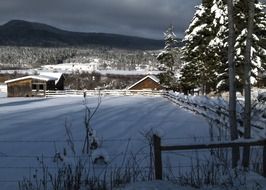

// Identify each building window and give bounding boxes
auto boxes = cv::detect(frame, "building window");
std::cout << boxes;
[32,84,37,89]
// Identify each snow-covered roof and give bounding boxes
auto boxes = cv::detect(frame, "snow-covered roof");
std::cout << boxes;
[5,75,57,84]
[127,75,160,90]
[39,72,63,84]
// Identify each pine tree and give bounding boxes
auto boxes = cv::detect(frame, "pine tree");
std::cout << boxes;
[234,0,266,89]
[213,0,266,91]
[157,25,179,89]
[208,0,230,91]
[181,0,266,93]
[180,0,219,94]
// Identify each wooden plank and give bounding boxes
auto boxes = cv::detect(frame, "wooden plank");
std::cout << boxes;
[161,139,266,151]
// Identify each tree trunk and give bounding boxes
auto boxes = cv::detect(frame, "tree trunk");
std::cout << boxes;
[242,0,255,169]
[227,0,239,168]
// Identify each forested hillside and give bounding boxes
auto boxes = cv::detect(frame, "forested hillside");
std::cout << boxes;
[0,46,160,70]
[0,20,165,49]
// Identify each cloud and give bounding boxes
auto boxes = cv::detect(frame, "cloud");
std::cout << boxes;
[0,0,202,39]
[1,0,266,39]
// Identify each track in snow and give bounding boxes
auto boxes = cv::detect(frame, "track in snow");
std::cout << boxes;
[0,95,210,190]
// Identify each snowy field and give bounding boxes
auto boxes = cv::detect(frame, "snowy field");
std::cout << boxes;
[0,95,212,190]
[1,95,265,190]
[0,64,162,76]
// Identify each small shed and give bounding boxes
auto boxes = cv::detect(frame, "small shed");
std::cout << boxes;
[127,75,162,90]
[5,75,57,97]
[39,72,65,90]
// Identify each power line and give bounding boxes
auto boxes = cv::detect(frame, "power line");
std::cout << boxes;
[0,135,231,143]
[0,138,146,143]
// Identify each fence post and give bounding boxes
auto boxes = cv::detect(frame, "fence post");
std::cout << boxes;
[153,135,162,180]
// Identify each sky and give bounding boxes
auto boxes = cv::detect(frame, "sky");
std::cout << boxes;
[1,0,265,40]
[0,0,201,39]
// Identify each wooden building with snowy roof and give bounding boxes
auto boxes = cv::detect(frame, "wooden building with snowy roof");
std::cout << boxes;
[127,75,162,90]
[39,72,65,90]
[5,75,57,97]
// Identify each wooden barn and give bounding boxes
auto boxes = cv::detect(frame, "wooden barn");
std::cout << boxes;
[39,72,65,90]
[5,75,57,97]
[127,75,162,90]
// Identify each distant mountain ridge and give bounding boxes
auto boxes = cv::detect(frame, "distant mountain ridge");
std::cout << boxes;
[0,20,177,50]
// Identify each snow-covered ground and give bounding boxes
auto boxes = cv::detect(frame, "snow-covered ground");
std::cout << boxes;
[0,62,162,76]
[0,95,211,190]
[0,95,265,190]
[116,180,197,190]
[41,61,100,73]
[118,176,266,190]
[165,91,266,138]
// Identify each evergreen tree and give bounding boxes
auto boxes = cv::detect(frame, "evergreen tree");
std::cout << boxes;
[181,0,266,93]
[157,25,179,89]
[180,0,218,94]
[214,0,266,91]
[234,0,266,89]
[208,0,230,91]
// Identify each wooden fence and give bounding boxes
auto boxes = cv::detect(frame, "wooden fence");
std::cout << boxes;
[164,92,265,137]
[46,89,165,96]
[153,135,266,180]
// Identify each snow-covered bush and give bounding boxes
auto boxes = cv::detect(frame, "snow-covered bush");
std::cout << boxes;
[91,148,110,165]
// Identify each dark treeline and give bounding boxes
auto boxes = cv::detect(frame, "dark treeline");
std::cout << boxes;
[64,71,144,90]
